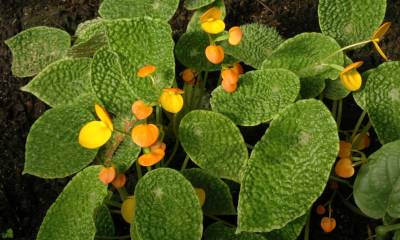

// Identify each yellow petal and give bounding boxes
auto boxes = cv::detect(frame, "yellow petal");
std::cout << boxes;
[79,121,112,149]
[161,92,184,113]
[121,197,135,223]
[341,61,363,74]
[372,40,388,60]
[200,7,223,22]
[372,22,391,40]
[95,104,113,131]
[162,88,185,94]
[201,20,225,34]
[340,69,362,91]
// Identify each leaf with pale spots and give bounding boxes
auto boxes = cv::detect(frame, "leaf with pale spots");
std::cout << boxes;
[353,69,375,111]
[75,18,104,37]
[95,204,115,237]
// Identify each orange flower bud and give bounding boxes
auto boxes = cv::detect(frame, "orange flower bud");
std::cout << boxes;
[150,140,166,152]
[183,68,195,82]
[221,79,237,93]
[138,149,165,166]
[131,124,159,147]
[317,205,325,215]
[135,104,153,120]
[330,182,338,189]
[338,140,352,158]
[132,100,145,114]
[99,167,116,184]
[205,45,224,64]
[222,68,239,84]
[229,26,243,45]
[138,65,156,77]
[352,133,370,150]
[335,158,354,178]
[233,62,243,75]
[321,217,336,233]
[112,173,127,188]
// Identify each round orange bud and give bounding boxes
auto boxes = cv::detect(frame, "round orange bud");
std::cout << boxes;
[112,173,127,188]
[131,124,159,147]
[205,45,224,64]
[221,79,237,93]
[183,68,195,82]
[135,104,153,120]
[222,68,239,84]
[132,100,144,114]
[317,205,325,215]
[233,62,243,75]
[229,26,243,45]
[321,217,336,233]
[138,65,155,77]
[99,167,116,184]
[150,140,166,152]
[338,140,352,158]
[335,158,355,178]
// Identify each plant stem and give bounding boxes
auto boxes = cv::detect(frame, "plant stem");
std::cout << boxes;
[320,40,372,64]
[103,199,122,208]
[156,105,162,126]
[94,235,131,239]
[304,209,311,240]
[181,155,190,171]
[147,166,152,172]
[294,62,318,76]
[183,82,188,102]
[217,72,223,86]
[173,77,178,88]
[136,160,142,180]
[329,175,353,188]
[95,156,104,165]
[113,128,131,136]
[337,99,343,130]
[164,138,180,167]
[245,143,254,149]
[163,109,173,122]
[352,120,372,150]
[205,214,237,228]
[190,74,201,111]
[337,191,367,217]
[116,187,129,202]
[149,74,161,102]
[349,110,367,143]
[195,61,210,110]
[319,92,324,101]
[109,210,121,214]
[331,100,338,120]
[376,223,400,239]
[186,83,193,107]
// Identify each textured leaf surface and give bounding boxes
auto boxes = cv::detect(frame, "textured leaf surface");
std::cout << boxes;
[91,45,138,115]
[24,105,98,178]
[181,168,236,215]
[365,61,400,144]
[353,69,375,111]
[187,0,226,31]
[130,214,141,240]
[175,29,238,72]
[237,99,339,232]
[186,0,216,10]
[260,210,310,240]
[37,166,108,240]
[318,0,386,48]
[204,222,266,240]
[68,93,104,117]
[262,33,343,99]
[104,18,175,103]
[5,27,70,77]
[179,110,248,183]
[134,168,203,240]
[99,0,179,21]
[99,113,142,173]
[211,69,300,126]
[221,23,284,69]
[75,18,104,37]
[323,56,353,100]
[173,102,190,138]
[21,58,92,107]
[95,204,115,237]
[354,140,400,219]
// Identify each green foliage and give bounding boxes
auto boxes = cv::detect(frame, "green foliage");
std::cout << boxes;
[37,166,108,240]
[2,229,13,239]
[24,105,98,178]
[237,99,339,232]
[5,26,70,77]
[67,93,104,117]
[186,0,216,10]
[353,69,375,111]
[75,18,104,37]
[179,110,248,183]
[204,222,266,240]
[134,168,203,240]
[187,0,226,31]
[95,204,115,237]
[211,69,300,126]
[221,23,284,69]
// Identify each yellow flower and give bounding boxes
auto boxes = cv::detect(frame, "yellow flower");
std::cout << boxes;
[160,88,185,113]
[200,7,225,34]
[79,104,113,149]
[121,196,135,223]
[371,22,391,60]
[340,61,363,91]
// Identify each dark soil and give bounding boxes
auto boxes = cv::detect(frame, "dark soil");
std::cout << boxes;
[1,0,400,239]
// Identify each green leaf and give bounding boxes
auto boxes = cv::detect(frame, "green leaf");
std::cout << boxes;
[186,0,216,10]
[68,93,104,117]
[204,222,266,240]
[95,204,115,237]
[179,110,248,183]
[353,69,375,111]
[75,18,104,37]
[211,69,300,126]
[5,27,70,78]
[37,165,108,240]
[224,179,240,192]
[21,58,92,107]
[262,33,344,99]
[99,0,179,21]
[130,214,141,240]
[221,23,284,69]
[24,105,98,178]
[260,210,310,240]
[134,168,203,240]
[237,99,339,232]
[354,140,400,219]
[323,55,353,100]
[173,102,190,138]
[365,61,400,144]
[98,113,142,173]
[67,23,108,58]
[394,230,400,240]
[91,45,138,115]
[181,168,237,215]
[104,18,175,103]
[187,0,226,31]
[175,29,238,72]
[318,0,386,48]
